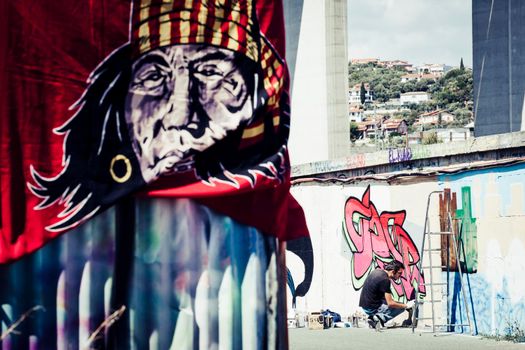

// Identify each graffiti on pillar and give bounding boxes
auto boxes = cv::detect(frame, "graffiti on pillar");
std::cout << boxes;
[342,185,426,301]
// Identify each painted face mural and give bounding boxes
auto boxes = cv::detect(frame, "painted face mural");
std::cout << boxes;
[6,0,296,262]
[125,44,254,182]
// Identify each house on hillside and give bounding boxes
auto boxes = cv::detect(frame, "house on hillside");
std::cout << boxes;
[356,119,381,139]
[348,83,374,104]
[382,98,403,107]
[382,119,408,136]
[349,104,364,122]
[414,110,455,127]
[400,73,437,83]
[362,105,408,117]
[417,63,453,77]
[378,60,414,71]
[400,73,419,83]
[400,91,430,105]
[351,58,379,65]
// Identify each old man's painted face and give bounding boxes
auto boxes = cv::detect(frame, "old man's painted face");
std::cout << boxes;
[125,44,254,182]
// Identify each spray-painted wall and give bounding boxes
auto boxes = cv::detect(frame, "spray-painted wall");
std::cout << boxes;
[438,163,525,335]
[288,162,525,335]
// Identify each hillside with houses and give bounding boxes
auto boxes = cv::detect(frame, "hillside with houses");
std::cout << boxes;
[348,58,473,148]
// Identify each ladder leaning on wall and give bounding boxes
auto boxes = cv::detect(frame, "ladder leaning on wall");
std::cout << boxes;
[411,190,474,335]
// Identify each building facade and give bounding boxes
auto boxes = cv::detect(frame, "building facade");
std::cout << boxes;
[348,83,373,105]
[400,91,430,105]
[473,0,525,136]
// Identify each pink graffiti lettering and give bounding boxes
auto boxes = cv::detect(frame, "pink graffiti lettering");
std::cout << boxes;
[343,185,426,300]
[345,154,366,168]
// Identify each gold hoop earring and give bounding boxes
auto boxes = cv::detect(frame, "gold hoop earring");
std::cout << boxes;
[110,154,132,183]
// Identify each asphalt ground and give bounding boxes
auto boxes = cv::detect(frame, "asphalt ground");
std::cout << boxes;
[289,327,525,350]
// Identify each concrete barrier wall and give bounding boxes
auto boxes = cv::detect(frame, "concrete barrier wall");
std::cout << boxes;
[288,162,525,335]
[438,163,525,335]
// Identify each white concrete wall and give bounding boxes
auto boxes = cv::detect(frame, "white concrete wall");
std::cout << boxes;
[287,163,525,335]
[288,181,438,317]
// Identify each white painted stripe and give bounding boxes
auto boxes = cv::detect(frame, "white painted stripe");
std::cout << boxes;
[266,253,278,350]
[1,304,12,350]
[149,330,159,349]
[104,278,113,321]
[169,291,193,350]
[56,271,66,350]
[29,335,38,350]
[79,262,91,349]
[195,270,210,349]
[241,254,262,350]
[218,266,233,350]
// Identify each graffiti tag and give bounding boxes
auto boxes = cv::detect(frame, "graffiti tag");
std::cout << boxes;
[342,186,426,301]
[388,147,412,163]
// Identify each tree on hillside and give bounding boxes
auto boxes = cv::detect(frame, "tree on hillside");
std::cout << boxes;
[350,122,360,141]
[433,68,473,107]
[360,82,366,105]
[348,63,404,103]
[460,57,465,71]
[422,132,440,145]
[415,79,432,92]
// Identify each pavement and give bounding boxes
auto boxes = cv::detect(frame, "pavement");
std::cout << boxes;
[289,327,525,350]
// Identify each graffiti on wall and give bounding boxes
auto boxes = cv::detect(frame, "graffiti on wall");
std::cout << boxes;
[456,187,478,272]
[388,148,412,163]
[342,186,426,301]
[437,163,525,335]
[292,154,366,176]
[439,187,478,273]
[387,146,432,164]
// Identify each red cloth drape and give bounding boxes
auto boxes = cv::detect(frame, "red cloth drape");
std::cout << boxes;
[0,0,308,264]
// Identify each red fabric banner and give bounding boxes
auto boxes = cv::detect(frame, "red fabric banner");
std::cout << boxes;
[0,0,308,264]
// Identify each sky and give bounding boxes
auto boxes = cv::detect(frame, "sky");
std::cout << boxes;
[347,0,472,67]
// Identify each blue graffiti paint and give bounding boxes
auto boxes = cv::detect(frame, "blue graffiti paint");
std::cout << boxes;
[388,148,412,163]
[438,162,525,217]
[444,271,525,336]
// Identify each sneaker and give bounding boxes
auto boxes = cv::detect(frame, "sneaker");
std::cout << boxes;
[374,315,385,328]
[401,319,412,327]
[368,315,384,331]
[384,320,399,328]
[367,317,377,329]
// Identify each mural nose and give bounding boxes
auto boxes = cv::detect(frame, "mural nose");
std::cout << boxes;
[166,67,192,128]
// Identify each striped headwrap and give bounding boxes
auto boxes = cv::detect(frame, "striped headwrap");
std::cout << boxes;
[130,0,286,142]
[131,0,258,61]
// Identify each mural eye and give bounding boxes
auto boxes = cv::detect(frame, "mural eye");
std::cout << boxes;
[140,69,166,89]
[194,64,224,80]
[130,64,169,94]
